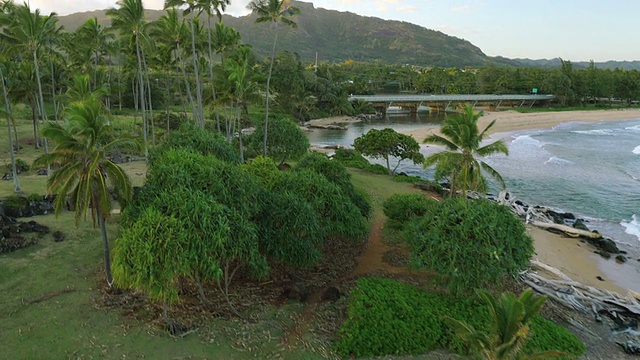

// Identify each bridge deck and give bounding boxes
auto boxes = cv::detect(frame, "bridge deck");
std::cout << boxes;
[348,94,555,113]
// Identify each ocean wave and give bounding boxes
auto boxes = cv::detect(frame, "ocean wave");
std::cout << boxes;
[633,145,640,155]
[621,214,640,242]
[625,124,640,132]
[511,135,544,147]
[571,129,618,136]
[544,156,573,165]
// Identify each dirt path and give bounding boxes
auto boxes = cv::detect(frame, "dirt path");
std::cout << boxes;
[281,213,427,345]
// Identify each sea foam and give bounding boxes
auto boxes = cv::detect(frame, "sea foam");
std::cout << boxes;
[633,145,640,155]
[625,124,640,132]
[572,129,617,136]
[621,214,640,243]
[544,156,573,165]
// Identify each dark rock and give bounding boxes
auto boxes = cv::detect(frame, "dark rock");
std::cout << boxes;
[2,172,12,180]
[321,286,341,302]
[590,237,620,254]
[544,209,565,224]
[283,283,309,302]
[573,219,590,231]
[36,169,48,176]
[53,231,65,242]
[615,255,627,263]
[596,276,605,281]
[562,212,576,220]
[595,250,611,259]
[619,250,627,254]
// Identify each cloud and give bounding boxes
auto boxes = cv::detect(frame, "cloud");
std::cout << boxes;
[397,6,419,12]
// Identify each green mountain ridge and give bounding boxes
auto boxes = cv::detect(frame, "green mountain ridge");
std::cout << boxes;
[55,1,639,69]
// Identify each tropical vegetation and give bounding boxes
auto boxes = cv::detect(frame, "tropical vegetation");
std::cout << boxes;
[0,1,597,359]
[423,105,508,197]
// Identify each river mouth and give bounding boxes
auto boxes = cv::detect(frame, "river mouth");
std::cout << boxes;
[306,112,446,149]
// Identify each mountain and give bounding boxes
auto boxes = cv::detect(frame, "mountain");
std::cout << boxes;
[56,1,514,68]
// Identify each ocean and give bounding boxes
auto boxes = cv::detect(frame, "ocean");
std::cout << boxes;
[308,113,640,290]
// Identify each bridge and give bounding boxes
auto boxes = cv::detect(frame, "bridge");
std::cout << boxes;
[347,94,556,114]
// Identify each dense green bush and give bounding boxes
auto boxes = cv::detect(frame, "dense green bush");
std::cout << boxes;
[247,115,309,164]
[296,152,371,217]
[336,278,585,359]
[382,194,435,230]
[403,198,534,294]
[152,124,240,163]
[336,278,445,357]
[332,148,388,175]
[271,169,369,241]
[525,315,586,358]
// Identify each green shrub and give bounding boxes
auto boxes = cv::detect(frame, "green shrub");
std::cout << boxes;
[247,115,309,164]
[26,193,43,202]
[525,315,585,358]
[3,195,28,210]
[382,194,435,229]
[7,158,30,173]
[152,124,240,164]
[336,278,445,358]
[391,173,425,183]
[296,152,371,217]
[403,198,534,294]
[332,148,388,175]
[336,278,585,359]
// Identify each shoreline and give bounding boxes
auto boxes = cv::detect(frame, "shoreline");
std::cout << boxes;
[405,108,640,140]
[309,108,640,296]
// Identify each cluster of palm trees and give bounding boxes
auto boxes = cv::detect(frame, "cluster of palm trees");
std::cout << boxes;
[0,0,301,163]
[0,0,302,285]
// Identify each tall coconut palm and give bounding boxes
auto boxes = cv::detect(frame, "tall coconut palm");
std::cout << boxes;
[33,98,141,286]
[3,4,62,166]
[76,17,115,92]
[225,45,259,162]
[423,105,509,197]
[197,0,229,132]
[0,64,22,193]
[211,22,240,65]
[246,0,300,156]
[164,0,205,128]
[150,8,198,123]
[107,0,150,159]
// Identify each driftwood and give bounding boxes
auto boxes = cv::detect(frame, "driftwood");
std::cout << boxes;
[525,261,640,318]
[530,220,602,239]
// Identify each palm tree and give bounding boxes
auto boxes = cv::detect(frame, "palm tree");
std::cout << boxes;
[225,45,259,161]
[33,98,140,286]
[423,105,508,197]
[150,8,198,123]
[444,289,566,360]
[107,0,150,159]
[198,0,229,132]
[164,0,206,128]
[211,22,240,65]
[246,0,300,156]
[76,17,115,92]
[0,64,22,193]
[3,4,63,167]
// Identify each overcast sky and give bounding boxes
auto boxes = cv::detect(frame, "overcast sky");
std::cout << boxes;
[26,0,640,62]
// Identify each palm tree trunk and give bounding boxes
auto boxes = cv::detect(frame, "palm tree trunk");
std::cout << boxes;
[206,15,221,133]
[31,97,39,149]
[33,51,50,174]
[1,67,22,194]
[141,53,156,147]
[98,211,113,287]
[176,46,198,123]
[50,60,59,122]
[263,22,279,156]
[189,15,204,129]
[135,38,149,160]
[132,77,138,135]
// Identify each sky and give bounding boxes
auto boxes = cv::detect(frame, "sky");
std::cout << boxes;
[26,0,640,62]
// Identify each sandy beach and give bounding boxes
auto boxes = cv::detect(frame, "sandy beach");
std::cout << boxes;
[405,108,640,140]
[311,108,640,296]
